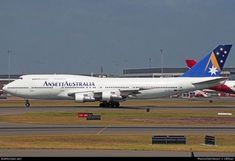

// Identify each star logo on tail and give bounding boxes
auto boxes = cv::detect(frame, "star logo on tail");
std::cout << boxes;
[208,66,218,76]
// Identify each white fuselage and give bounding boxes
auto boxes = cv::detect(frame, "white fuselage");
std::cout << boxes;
[3,74,225,101]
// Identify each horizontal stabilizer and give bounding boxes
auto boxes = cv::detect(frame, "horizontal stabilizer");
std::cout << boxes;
[192,77,227,86]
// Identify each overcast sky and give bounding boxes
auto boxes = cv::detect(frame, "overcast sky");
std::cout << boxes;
[0,0,235,75]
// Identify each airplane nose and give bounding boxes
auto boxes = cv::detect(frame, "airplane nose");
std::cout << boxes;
[2,85,8,92]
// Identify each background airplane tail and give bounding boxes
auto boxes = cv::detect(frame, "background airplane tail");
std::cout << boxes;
[185,59,197,69]
[181,44,232,77]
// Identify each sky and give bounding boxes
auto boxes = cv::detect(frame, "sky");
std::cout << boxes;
[0,0,235,75]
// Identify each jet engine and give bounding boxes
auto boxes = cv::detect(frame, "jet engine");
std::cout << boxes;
[75,92,95,102]
[102,90,122,102]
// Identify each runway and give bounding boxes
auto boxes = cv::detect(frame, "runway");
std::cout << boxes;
[1,149,235,157]
[1,106,235,116]
[0,124,235,135]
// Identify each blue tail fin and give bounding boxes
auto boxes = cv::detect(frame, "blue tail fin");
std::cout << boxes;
[181,44,232,77]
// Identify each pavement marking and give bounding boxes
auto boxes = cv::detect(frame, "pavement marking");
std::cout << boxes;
[96,125,110,135]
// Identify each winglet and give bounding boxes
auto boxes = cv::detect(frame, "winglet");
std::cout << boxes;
[182,44,232,77]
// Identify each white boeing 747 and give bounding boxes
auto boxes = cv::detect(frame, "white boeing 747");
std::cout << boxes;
[2,44,232,107]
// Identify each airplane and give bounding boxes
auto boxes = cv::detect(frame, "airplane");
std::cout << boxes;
[2,44,232,108]
[185,59,235,94]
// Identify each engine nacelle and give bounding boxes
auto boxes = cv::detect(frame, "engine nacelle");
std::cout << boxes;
[75,92,95,103]
[102,90,122,102]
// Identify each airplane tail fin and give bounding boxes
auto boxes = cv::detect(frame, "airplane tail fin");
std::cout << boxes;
[181,44,232,77]
[185,59,197,69]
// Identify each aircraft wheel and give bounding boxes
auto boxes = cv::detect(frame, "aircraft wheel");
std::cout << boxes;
[99,102,104,107]
[113,102,120,108]
[109,102,114,108]
[110,102,120,108]
[116,102,120,108]
[100,102,109,108]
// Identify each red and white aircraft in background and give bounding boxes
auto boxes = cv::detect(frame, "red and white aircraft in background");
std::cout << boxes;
[186,59,235,97]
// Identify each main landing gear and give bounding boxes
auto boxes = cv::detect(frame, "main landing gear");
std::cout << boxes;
[25,100,30,107]
[99,101,120,108]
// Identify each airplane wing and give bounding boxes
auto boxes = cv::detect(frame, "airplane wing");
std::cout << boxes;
[119,88,143,96]
[66,87,149,100]
[67,88,143,97]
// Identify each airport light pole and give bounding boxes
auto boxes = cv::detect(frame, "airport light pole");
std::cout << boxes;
[101,65,103,76]
[149,58,152,68]
[160,49,163,77]
[8,50,12,83]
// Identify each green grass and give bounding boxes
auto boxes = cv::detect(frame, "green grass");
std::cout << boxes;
[0,108,234,126]
[0,134,235,152]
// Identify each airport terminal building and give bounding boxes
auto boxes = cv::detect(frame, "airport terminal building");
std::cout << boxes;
[121,67,235,79]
